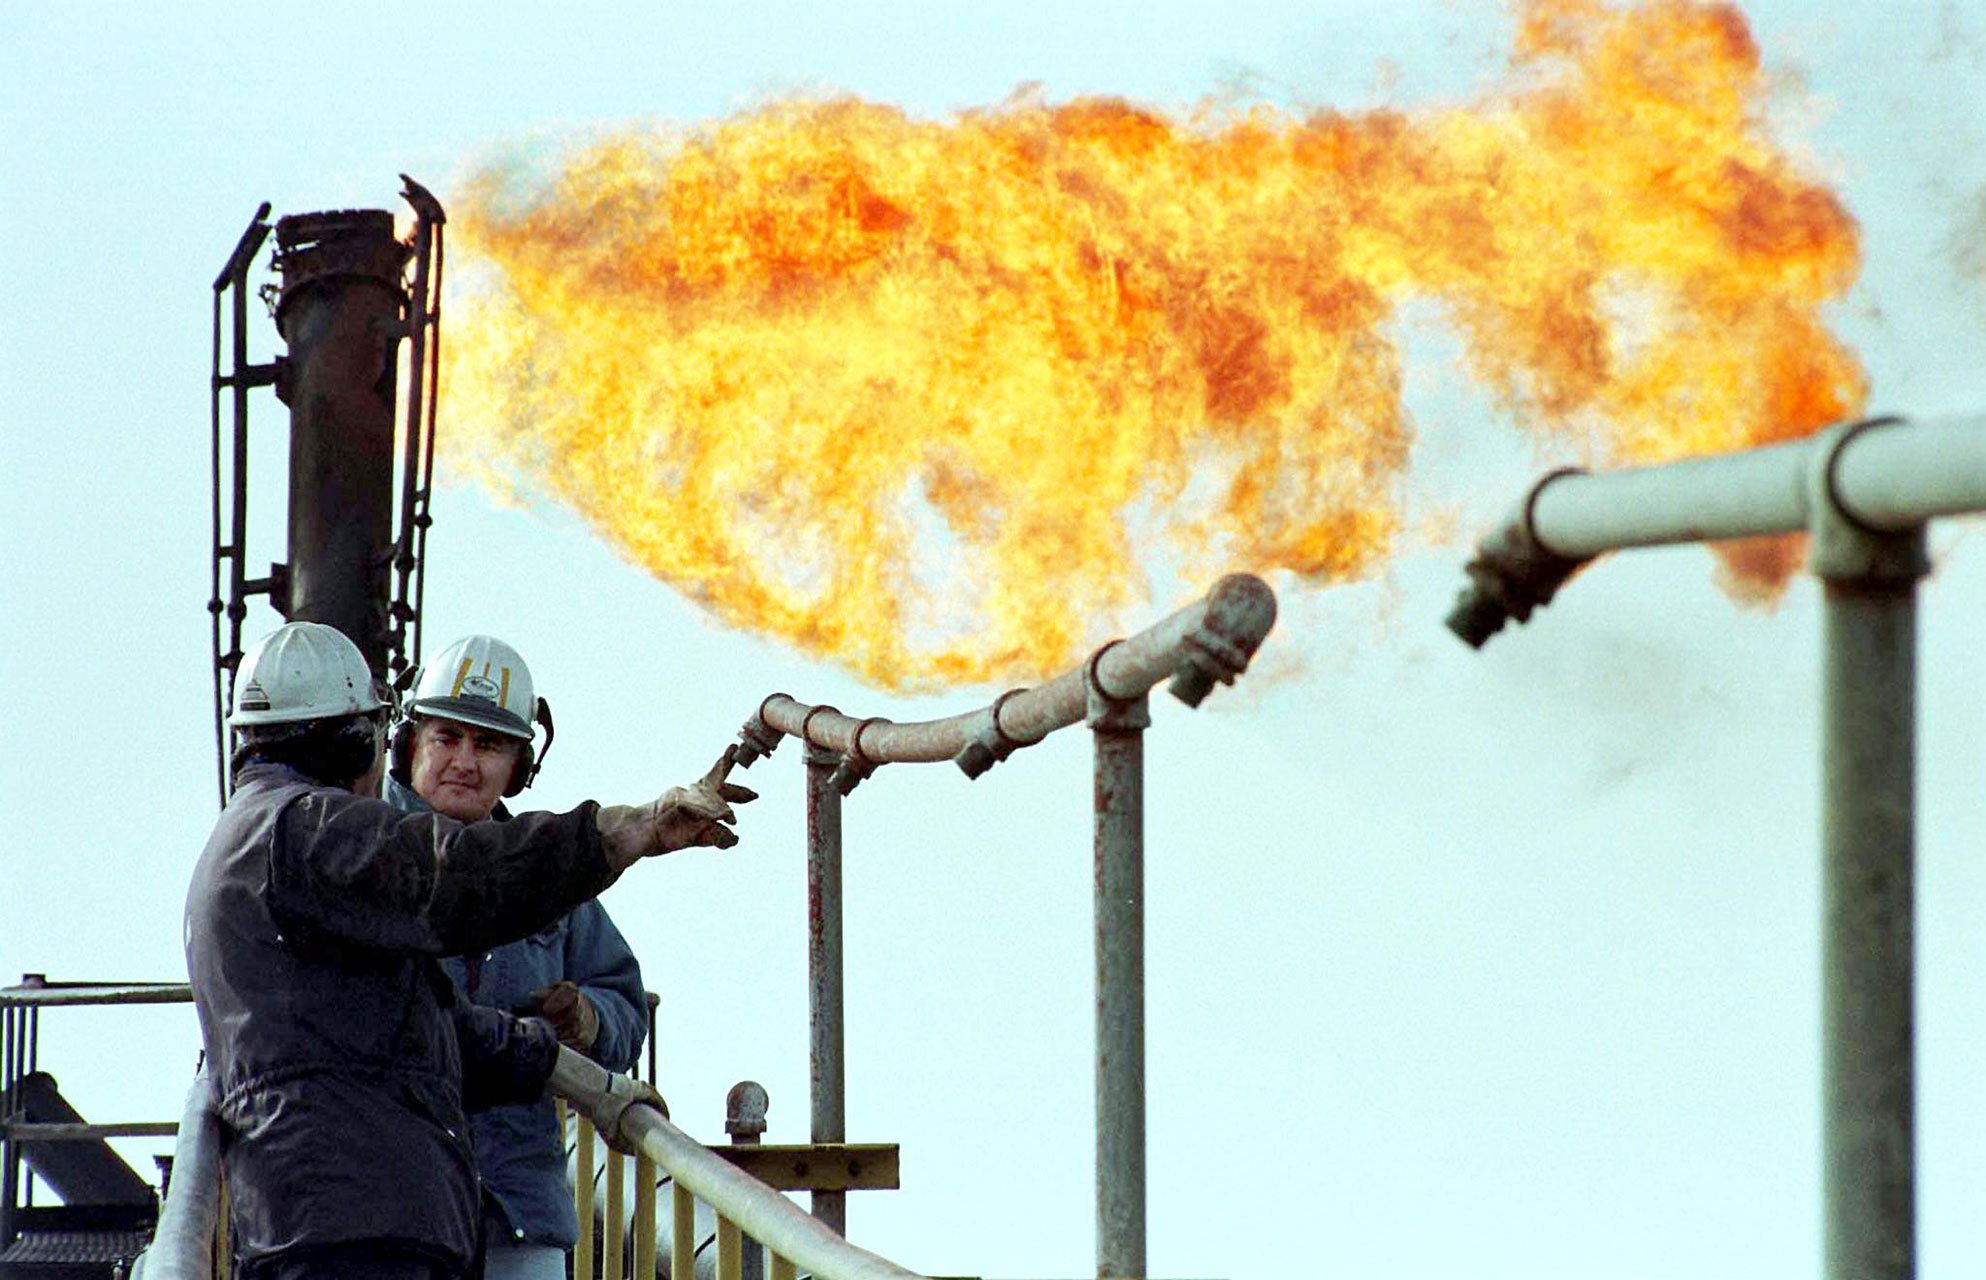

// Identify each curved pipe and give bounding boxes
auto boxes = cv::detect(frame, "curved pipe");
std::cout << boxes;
[743,573,1277,778]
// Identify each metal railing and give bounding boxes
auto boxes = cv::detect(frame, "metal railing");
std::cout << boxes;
[1,978,190,1270]
[723,572,1278,1277]
[1446,410,1986,1280]
[557,1052,917,1280]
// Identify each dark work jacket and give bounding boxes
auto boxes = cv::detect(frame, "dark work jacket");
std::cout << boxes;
[385,776,647,1250]
[184,761,618,1274]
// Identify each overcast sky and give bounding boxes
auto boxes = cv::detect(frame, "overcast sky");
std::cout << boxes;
[4,3,1986,1278]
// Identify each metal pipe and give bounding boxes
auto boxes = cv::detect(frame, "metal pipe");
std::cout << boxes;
[1451,415,1952,1278]
[0,983,191,1009]
[1818,524,1925,1280]
[1089,675,1149,1280]
[137,1075,223,1280]
[271,209,409,672]
[806,744,848,1235]
[1448,414,1986,645]
[750,573,1276,774]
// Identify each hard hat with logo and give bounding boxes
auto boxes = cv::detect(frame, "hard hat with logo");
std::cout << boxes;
[230,622,386,728]
[406,635,538,741]
[395,635,554,796]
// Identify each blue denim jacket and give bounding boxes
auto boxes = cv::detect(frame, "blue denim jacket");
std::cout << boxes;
[385,774,648,1249]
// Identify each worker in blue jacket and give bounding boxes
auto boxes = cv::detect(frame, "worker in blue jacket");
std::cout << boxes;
[385,635,648,1280]
[188,622,753,1280]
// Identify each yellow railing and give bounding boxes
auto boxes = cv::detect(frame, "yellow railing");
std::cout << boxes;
[553,1050,924,1280]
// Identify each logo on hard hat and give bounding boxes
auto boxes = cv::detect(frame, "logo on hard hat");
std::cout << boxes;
[239,681,271,712]
[459,673,502,702]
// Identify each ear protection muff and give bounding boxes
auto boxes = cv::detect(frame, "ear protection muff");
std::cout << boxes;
[505,698,555,798]
[388,717,419,786]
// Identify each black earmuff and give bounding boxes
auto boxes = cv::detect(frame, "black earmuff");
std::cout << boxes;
[504,698,555,797]
[388,718,418,786]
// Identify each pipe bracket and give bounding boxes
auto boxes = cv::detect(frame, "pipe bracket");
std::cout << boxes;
[1086,642,1152,733]
[952,689,1030,780]
[1806,417,1929,585]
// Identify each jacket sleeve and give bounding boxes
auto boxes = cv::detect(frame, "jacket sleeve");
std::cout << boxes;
[564,900,648,1073]
[450,983,561,1112]
[266,789,618,959]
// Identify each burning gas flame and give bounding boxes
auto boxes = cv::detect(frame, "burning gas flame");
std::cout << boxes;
[442,0,1862,689]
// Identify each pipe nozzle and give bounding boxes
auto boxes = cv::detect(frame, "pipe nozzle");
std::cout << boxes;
[1447,471,1588,649]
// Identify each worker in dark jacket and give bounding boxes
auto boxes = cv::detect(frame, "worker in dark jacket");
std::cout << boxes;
[383,634,646,1280]
[186,622,755,1280]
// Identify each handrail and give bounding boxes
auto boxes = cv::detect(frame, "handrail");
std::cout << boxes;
[0,982,192,1008]
[133,1075,223,1280]
[552,1051,926,1280]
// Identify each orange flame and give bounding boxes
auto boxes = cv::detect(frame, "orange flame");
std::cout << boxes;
[442,0,1862,689]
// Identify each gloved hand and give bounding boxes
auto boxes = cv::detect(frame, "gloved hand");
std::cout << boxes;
[598,748,759,873]
[598,1075,671,1155]
[531,981,600,1053]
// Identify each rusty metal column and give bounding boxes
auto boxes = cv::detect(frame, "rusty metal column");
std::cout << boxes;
[1087,655,1150,1280]
[272,210,407,672]
[1811,427,1928,1280]
[805,741,848,1235]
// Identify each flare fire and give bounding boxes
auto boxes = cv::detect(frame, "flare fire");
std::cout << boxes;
[442,0,1863,689]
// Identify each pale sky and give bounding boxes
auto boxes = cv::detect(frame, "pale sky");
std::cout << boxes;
[4,3,1986,1278]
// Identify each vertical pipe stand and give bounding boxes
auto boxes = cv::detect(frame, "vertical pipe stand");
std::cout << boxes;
[805,742,848,1235]
[1810,426,1929,1280]
[1088,656,1150,1280]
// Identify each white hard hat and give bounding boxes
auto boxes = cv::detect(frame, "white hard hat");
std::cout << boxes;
[231,622,386,728]
[408,635,537,742]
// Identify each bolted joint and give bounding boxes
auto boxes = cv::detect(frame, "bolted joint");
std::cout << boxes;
[1446,467,1590,649]
[1806,418,1930,586]
[952,689,1029,779]
[732,695,790,769]
[1169,623,1251,708]
[828,754,876,795]
[829,719,889,795]
[1086,642,1152,733]
[725,1080,770,1144]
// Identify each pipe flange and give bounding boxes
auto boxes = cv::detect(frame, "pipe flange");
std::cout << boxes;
[731,694,790,768]
[1806,416,1928,584]
[1170,624,1250,708]
[1085,641,1151,732]
[952,688,1030,780]
[830,717,891,795]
